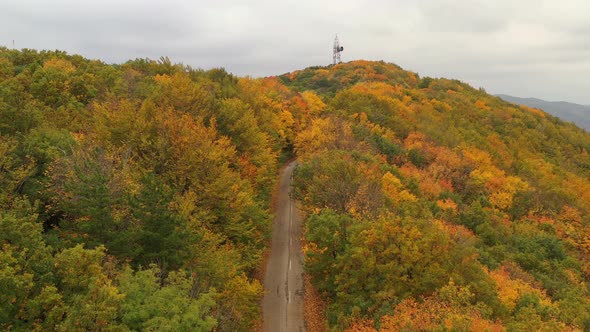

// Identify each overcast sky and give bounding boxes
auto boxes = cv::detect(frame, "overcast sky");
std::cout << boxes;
[2,0,589,104]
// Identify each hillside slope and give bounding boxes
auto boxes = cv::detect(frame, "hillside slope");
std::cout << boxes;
[2,49,590,331]
[497,94,590,131]
[283,60,590,330]
[0,48,307,331]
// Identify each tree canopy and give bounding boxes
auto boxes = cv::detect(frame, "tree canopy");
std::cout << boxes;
[2,48,590,331]
[288,60,590,330]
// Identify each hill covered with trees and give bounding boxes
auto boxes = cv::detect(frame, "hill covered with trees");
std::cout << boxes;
[2,49,590,331]
[0,48,307,331]
[284,61,590,330]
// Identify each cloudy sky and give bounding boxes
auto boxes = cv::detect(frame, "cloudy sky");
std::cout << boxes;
[2,0,589,104]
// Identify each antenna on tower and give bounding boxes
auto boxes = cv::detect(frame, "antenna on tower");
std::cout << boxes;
[333,34,343,65]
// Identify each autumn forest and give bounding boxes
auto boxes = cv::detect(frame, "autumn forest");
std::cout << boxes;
[2,48,590,331]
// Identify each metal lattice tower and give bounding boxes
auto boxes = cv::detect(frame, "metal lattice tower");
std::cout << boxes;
[333,34,343,65]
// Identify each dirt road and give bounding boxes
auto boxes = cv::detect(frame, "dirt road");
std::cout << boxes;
[262,161,305,331]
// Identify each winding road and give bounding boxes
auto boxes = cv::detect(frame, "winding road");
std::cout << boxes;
[262,161,306,331]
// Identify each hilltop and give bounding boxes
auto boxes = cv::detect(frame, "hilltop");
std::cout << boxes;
[2,49,590,331]
[282,60,590,330]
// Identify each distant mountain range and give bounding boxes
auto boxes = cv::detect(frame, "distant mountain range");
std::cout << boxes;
[497,94,590,131]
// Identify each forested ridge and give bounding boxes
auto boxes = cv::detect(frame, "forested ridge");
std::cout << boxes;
[0,48,304,331]
[284,61,590,331]
[2,48,590,331]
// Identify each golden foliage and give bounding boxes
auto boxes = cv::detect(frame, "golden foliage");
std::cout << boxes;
[521,105,546,118]
[381,281,505,331]
[304,274,329,332]
[43,57,76,73]
[301,90,327,113]
[437,198,458,211]
[490,264,553,311]
[382,171,417,204]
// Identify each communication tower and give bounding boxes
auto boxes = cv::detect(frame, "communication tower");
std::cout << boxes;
[333,35,343,65]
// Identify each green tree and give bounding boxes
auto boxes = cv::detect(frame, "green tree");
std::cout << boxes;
[304,210,354,292]
[49,147,130,255]
[130,174,188,271]
[54,245,125,331]
[0,202,58,330]
[118,266,217,332]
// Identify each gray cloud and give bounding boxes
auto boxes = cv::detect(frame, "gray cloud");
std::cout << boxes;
[1,0,589,104]
[416,0,515,33]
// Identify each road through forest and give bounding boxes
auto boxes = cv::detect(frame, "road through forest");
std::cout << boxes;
[262,161,305,331]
